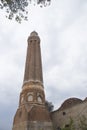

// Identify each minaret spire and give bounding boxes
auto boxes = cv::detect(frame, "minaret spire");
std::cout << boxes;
[23,31,43,86]
[12,32,53,130]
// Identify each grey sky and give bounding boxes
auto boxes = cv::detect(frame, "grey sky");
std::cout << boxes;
[0,0,87,130]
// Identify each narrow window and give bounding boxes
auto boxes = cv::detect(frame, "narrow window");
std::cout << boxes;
[65,124,69,128]
[63,112,66,115]
[37,96,42,103]
[28,95,33,101]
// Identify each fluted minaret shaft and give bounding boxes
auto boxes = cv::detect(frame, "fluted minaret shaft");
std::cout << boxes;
[23,31,43,86]
[12,32,53,130]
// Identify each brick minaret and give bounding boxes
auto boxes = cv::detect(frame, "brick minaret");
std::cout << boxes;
[12,31,53,130]
[23,31,43,87]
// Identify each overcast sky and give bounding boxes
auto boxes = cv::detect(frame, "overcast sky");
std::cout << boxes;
[0,0,87,130]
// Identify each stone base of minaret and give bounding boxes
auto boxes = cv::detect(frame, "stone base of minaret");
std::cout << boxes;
[12,121,53,130]
[12,105,53,130]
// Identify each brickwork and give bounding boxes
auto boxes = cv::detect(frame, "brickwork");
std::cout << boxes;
[12,121,53,130]
[24,31,43,83]
[12,32,53,130]
[19,85,45,106]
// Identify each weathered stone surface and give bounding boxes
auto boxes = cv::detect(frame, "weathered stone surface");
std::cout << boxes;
[12,32,53,130]
[12,121,53,130]
[51,98,87,130]
[24,31,43,84]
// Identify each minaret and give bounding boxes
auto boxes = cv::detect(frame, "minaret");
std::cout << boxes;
[12,31,53,130]
[23,31,43,87]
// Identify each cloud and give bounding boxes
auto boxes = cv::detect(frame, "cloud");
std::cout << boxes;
[42,0,87,109]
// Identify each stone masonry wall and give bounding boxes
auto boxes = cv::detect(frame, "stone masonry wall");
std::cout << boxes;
[51,100,87,130]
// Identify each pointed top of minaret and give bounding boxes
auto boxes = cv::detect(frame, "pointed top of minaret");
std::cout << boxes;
[30,31,38,36]
[28,31,40,43]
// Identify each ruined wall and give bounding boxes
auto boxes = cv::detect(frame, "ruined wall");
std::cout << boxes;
[51,99,87,130]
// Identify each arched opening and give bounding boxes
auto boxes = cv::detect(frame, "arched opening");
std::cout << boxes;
[37,96,42,103]
[28,94,33,101]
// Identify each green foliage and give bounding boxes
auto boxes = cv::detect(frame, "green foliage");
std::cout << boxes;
[0,0,51,23]
[61,118,75,130]
[45,100,54,112]
[61,116,87,130]
[79,115,87,130]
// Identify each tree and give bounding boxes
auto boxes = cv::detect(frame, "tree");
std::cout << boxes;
[0,0,51,23]
[45,100,54,112]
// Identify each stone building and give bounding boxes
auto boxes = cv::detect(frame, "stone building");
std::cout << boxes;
[12,31,53,130]
[51,97,87,130]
